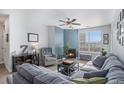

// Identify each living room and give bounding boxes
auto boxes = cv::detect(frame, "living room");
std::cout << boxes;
[0,9,124,84]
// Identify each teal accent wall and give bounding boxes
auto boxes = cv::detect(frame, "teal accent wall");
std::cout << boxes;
[48,26,79,59]
[64,29,78,56]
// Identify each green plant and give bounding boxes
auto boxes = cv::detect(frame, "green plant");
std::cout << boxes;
[101,48,107,56]
[63,44,70,58]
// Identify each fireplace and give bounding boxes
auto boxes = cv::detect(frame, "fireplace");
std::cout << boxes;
[67,48,76,58]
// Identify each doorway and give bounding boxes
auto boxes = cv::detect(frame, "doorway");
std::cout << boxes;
[0,15,9,71]
[0,22,4,64]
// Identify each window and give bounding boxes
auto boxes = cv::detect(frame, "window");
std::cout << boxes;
[79,31,102,52]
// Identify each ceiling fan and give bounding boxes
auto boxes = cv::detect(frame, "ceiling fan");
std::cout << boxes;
[59,18,81,28]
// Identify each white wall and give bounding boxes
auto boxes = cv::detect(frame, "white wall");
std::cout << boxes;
[111,10,124,63]
[0,10,56,72]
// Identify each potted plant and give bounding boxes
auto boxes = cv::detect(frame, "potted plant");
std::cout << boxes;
[63,44,70,58]
[101,48,107,56]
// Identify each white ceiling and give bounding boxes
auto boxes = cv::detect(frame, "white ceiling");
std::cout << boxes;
[0,9,116,29]
[51,9,116,29]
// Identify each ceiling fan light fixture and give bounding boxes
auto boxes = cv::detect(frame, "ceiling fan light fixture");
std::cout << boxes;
[59,18,81,29]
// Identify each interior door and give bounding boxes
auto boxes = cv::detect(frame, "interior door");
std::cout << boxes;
[0,24,3,63]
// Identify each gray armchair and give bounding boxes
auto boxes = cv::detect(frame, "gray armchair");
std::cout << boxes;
[40,48,56,66]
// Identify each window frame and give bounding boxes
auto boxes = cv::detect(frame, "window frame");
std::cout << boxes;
[78,30,103,54]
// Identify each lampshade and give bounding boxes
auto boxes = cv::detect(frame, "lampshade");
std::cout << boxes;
[31,43,39,50]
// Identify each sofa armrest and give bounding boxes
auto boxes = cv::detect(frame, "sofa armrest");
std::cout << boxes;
[7,72,30,84]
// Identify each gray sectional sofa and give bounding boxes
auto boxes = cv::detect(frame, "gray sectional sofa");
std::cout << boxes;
[7,54,124,84]
[71,54,124,84]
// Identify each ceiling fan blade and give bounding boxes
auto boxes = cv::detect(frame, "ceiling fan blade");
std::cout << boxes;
[71,19,76,22]
[72,23,81,25]
[59,20,66,23]
[59,24,66,26]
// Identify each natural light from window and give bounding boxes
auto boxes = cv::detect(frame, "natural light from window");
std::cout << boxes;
[79,31,102,53]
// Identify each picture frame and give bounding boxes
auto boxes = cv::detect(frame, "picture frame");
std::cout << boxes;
[119,24,121,35]
[6,33,9,42]
[122,37,124,46]
[116,31,119,40]
[119,38,121,44]
[103,34,109,45]
[117,21,119,29]
[28,33,39,42]
[122,9,124,20]
[120,12,122,22]
[117,9,124,46]
[121,23,124,34]
[103,40,109,45]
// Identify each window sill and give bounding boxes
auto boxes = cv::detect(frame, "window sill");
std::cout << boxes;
[79,51,100,54]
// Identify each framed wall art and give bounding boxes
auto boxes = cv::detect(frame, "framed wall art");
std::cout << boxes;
[6,33,9,42]
[119,24,121,35]
[119,38,121,44]
[103,34,109,45]
[121,36,124,46]
[121,23,124,34]
[116,9,124,46]
[28,33,39,42]
[122,9,124,20]
[117,21,119,29]
[116,31,119,40]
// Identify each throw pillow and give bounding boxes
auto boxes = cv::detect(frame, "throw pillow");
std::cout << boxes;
[93,55,107,68]
[83,69,109,79]
[71,77,107,84]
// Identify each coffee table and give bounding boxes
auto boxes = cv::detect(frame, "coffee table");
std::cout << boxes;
[57,59,79,76]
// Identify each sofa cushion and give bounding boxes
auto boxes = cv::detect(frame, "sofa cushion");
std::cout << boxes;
[37,66,70,80]
[93,55,106,68]
[83,69,108,79]
[33,73,74,84]
[33,73,55,84]
[71,77,107,84]
[17,63,42,83]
